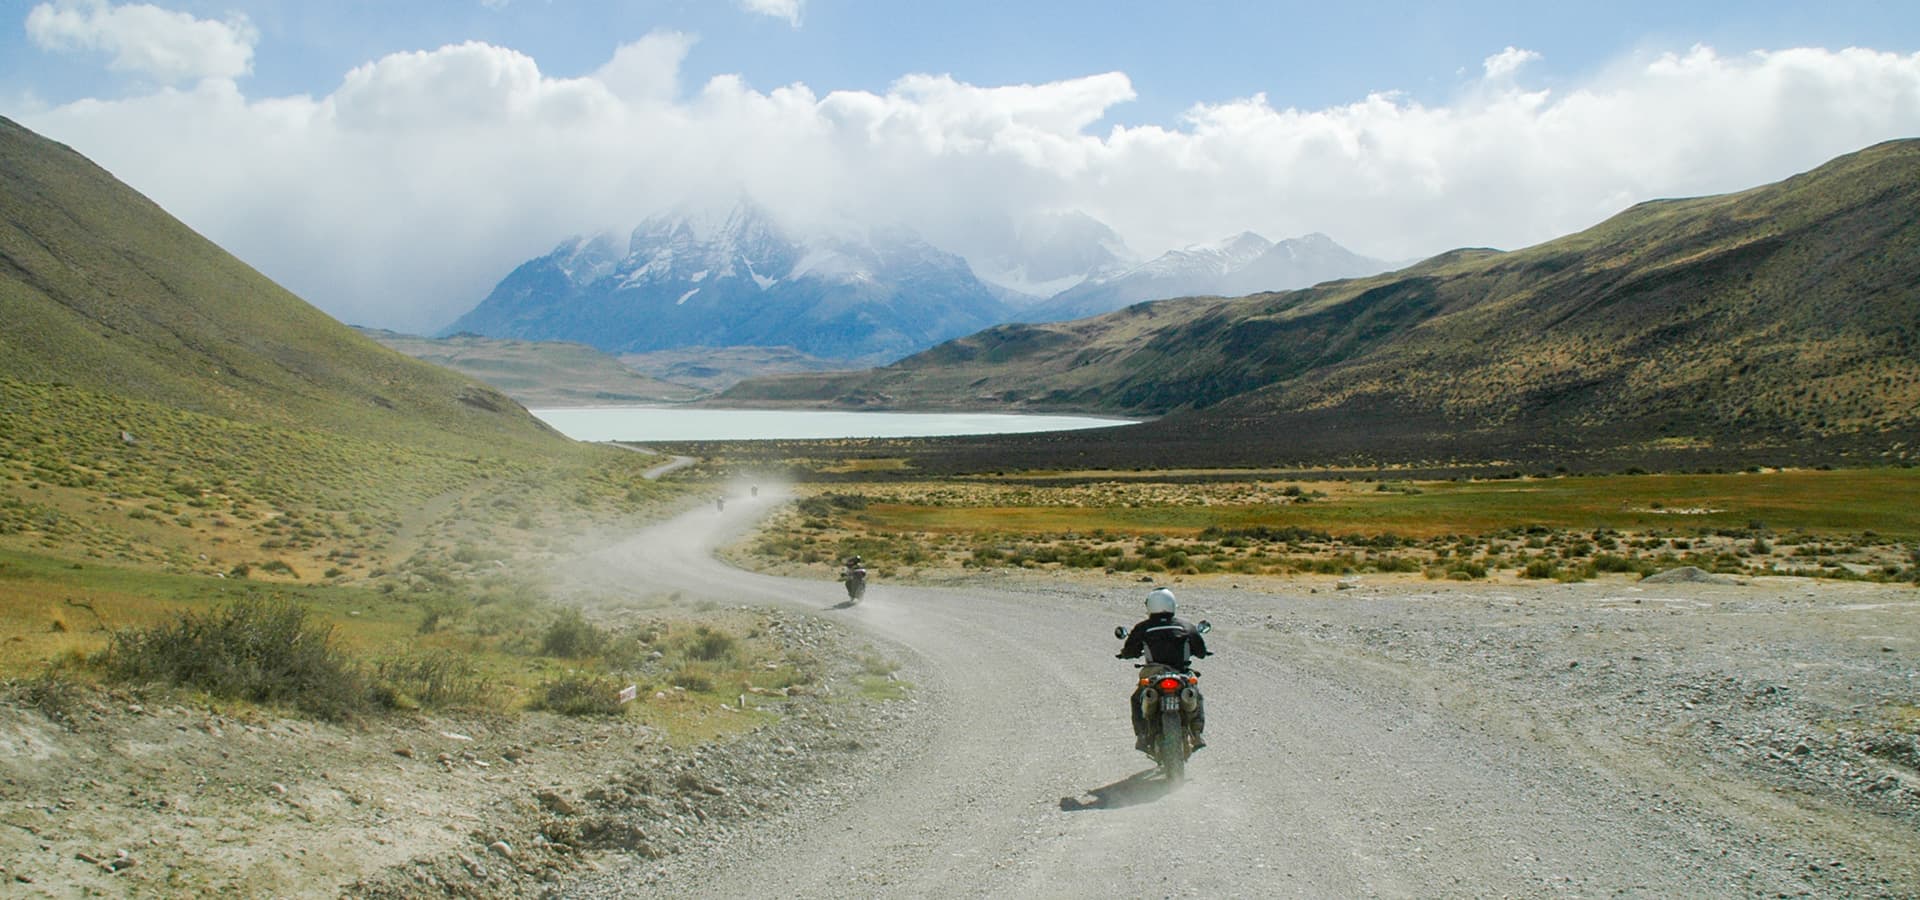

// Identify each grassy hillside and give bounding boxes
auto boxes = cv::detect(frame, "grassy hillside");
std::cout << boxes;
[358,328,703,406]
[720,140,1920,468]
[622,345,857,394]
[0,116,675,584]
[0,116,561,455]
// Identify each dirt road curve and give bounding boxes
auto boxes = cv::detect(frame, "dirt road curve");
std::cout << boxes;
[568,492,1918,898]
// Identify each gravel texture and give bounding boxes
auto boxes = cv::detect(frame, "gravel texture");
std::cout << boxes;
[566,496,1920,898]
[5,494,1914,897]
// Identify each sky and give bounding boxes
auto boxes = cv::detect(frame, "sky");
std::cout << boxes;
[4,1,1920,333]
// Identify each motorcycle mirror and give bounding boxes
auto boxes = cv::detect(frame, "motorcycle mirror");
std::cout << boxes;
[1197,620,1212,634]
[1113,626,1127,639]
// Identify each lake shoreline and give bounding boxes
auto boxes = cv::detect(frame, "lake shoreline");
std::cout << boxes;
[528,405,1139,443]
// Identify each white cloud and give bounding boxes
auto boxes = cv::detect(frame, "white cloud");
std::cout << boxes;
[1483,46,1541,80]
[26,0,257,84]
[739,0,803,28]
[594,31,696,104]
[15,38,1920,333]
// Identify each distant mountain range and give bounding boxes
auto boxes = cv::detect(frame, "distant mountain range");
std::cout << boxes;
[718,139,1920,469]
[443,203,1394,361]
[443,202,1013,363]
[1028,231,1391,323]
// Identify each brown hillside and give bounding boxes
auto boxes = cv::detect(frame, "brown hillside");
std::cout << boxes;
[0,115,561,453]
[718,140,1920,468]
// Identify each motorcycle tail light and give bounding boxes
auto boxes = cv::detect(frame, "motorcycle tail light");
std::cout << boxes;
[1156,677,1183,693]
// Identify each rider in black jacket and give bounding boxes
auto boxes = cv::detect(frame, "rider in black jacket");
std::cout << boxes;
[1117,587,1210,751]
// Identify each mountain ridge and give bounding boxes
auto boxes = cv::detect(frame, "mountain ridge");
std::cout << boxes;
[446,201,1393,359]
[443,202,1013,363]
[717,139,1920,468]
[0,115,561,454]
[1027,230,1394,322]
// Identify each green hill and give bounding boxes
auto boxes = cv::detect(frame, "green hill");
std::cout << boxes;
[0,116,658,581]
[720,140,1920,469]
[0,116,559,453]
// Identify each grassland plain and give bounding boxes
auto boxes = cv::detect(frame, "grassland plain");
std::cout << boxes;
[730,468,1920,586]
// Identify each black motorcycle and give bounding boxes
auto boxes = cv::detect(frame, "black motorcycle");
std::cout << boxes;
[841,566,867,603]
[1114,620,1209,781]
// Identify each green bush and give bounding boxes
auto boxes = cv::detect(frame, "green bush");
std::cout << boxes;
[665,625,738,663]
[533,673,628,716]
[374,650,489,709]
[1449,561,1489,579]
[668,663,717,692]
[105,596,369,720]
[1591,554,1649,574]
[541,608,608,658]
[1521,559,1558,579]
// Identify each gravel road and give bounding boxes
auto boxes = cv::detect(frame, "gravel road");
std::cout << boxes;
[565,492,1920,898]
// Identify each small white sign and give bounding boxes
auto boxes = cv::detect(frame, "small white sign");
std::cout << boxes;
[617,684,638,705]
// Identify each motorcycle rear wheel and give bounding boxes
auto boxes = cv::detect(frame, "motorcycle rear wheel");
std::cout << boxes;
[1158,720,1186,782]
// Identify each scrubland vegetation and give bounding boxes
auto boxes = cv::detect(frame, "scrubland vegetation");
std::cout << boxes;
[739,468,1920,585]
[0,378,826,736]
[3,544,836,739]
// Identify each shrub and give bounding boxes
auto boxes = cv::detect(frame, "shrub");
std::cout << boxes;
[1521,559,1558,579]
[374,650,489,709]
[1592,554,1649,575]
[541,608,608,658]
[105,596,369,720]
[1449,561,1489,580]
[9,668,90,730]
[668,663,717,692]
[532,673,628,716]
[667,625,738,663]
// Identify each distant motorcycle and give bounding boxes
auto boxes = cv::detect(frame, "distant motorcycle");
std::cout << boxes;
[1115,620,1210,780]
[840,565,868,603]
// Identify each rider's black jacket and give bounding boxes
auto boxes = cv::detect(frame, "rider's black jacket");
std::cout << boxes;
[1117,612,1210,669]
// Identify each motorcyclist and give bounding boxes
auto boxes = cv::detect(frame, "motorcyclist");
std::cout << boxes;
[840,556,868,600]
[1116,587,1210,752]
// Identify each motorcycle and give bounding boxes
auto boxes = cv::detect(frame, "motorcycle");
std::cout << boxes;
[841,566,868,603]
[1114,620,1210,781]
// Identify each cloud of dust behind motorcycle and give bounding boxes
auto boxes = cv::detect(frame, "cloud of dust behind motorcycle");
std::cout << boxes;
[537,469,799,612]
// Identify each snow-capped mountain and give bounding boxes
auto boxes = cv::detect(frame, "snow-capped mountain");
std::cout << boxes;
[1026,232,1393,323]
[442,201,1010,363]
[966,211,1139,301]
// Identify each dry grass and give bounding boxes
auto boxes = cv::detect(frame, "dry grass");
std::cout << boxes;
[737,469,1920,584]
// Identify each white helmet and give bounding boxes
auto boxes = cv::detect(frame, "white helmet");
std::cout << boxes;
[1145,587,1176,615]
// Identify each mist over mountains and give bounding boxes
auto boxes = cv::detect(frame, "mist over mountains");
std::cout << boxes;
[443,203,1392,361]
[1030,231,1391,323]
[443,201,1012,363]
